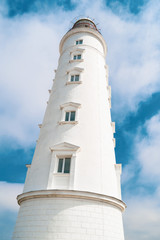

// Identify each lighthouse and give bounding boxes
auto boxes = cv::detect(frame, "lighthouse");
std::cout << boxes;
[13,18,126,240]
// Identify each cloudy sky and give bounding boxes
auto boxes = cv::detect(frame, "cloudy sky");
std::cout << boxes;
[0,0,160,239]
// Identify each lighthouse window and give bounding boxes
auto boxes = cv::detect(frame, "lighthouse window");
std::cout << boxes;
[70,75,79,82]
[65,111,76,121]
[58,159,63,172]
[57,158,71,173]
[70,111,75,121]
[65,112,69,121]
[73,54,81,60]
[76,40,83,45]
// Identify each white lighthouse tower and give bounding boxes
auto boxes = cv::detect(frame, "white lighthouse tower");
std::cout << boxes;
[13,18,126,240]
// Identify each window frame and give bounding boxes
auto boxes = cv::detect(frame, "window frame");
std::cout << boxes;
[48,142,80,189]
[65,111,76,121]
[73,54,82,60]
[69,49,84,63]
[66,67,84,85]
[76,39,83,45]
[70,74,80,82]
[59,102,81,125]
[57,157,71,174]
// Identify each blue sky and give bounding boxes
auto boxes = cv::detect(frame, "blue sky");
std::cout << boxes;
[0,0,160,239]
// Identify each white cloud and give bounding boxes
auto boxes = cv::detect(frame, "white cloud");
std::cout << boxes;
[136,113,160,182]
[0,13,65,146]
[102,1,160,116]
[0,182,23,212]
[123,192,160,240]
[122,113,160,184]
[1,1,160,238]
[121,112,160,239]
[0,0,160,145]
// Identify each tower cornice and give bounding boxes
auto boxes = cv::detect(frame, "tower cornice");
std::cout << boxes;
[59,27,107,56]
[17,190,126,212]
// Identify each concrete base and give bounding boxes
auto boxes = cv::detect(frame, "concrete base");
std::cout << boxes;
[13,190,125,240]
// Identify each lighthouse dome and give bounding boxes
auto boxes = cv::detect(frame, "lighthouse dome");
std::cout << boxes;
[72,18,99,32]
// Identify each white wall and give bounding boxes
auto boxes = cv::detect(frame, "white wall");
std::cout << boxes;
[13,197,124,240]
[23,27,120,200]
[14,24,125,240]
